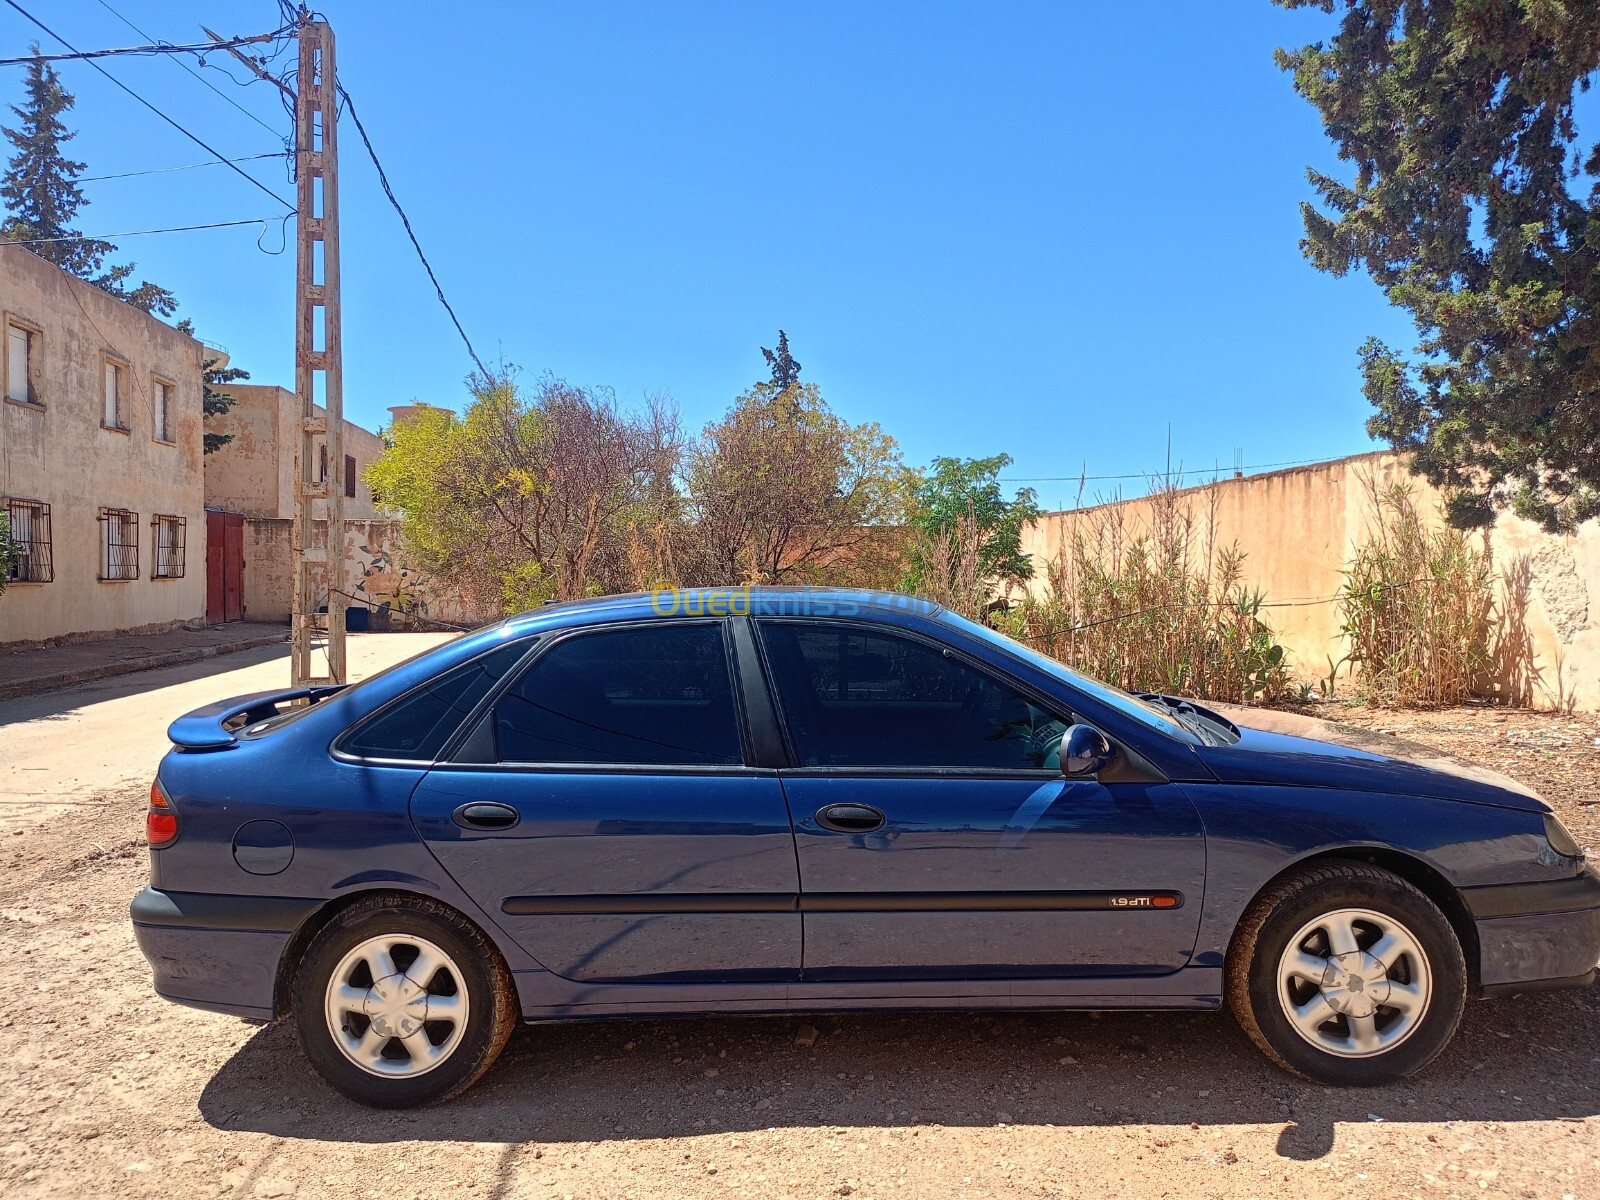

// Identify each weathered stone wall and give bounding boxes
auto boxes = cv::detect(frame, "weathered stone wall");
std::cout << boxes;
[0,245,206,645]
[1020,451,1600,711]
[240,516,497,629]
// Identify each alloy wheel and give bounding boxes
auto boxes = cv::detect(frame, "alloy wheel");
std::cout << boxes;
[1274,906,1432,1059]
[323,933,470,1078]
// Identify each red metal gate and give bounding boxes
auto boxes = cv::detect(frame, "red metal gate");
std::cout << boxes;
[205,509,245,623]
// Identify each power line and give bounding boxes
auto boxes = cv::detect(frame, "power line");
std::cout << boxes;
[1,0,295,212]
[3,217,285,243]
[87,0,289,141]
[79,151,287,182]
[1000,457,1331,483]
[336,83,490,378]
[0,27,289,67]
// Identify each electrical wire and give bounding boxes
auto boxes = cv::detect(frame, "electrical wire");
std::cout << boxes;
[1000,457,1331,483]
[0,27,289,67]
[335,83,490,378]
[3,217,287,243]
[1,0,295,212]
[86,0,289,141]
[79,151,288,182]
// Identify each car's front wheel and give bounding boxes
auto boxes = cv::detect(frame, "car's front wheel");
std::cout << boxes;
[292,895,517,1107]
[1227,861,1466,1085]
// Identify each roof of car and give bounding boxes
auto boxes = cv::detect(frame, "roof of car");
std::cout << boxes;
[500,586,945,633]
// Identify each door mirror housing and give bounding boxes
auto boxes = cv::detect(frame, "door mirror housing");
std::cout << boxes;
[1060,724,1116,778]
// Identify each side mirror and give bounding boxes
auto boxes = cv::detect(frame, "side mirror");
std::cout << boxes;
[1061,723,1115,778]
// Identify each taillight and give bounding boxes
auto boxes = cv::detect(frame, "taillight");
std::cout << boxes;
[146,779,178,848]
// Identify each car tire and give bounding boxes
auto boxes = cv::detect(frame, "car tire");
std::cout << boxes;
[291,894,517,1107]
[1226,860,1466,1085]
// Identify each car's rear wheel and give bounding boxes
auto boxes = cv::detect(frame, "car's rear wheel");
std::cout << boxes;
[1227,861,1466,1085]
[292,895,517,1107]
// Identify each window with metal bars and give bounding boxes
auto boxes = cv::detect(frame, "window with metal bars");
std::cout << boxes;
[152,515,186,579]
[3,498,52,583]
[345,454,356,498]
[99,508,139,580]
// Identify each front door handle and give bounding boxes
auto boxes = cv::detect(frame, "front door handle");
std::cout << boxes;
[815,803,885,833]
[453,801,521,831]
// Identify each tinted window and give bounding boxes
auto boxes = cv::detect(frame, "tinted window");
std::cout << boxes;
[341,641,531,760]
[759,623,1065,769]
[490,624,742,765]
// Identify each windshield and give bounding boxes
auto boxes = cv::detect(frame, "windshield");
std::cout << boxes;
[934,610,1194,739]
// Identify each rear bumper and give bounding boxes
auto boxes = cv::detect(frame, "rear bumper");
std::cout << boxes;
[130,887,322,1020]
[1462,866,1600,997]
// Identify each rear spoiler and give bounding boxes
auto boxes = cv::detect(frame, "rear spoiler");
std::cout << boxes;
[167,685,345,751]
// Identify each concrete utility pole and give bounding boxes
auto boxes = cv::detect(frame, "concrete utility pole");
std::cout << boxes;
[289,18,345,685]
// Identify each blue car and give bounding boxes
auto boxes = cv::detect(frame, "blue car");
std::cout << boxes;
[131,588,1600,1107]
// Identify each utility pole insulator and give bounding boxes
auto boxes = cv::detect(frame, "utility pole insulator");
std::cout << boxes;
[290,18,346,686]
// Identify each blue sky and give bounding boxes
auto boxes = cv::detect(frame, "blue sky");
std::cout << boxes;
[2,1,1416,511]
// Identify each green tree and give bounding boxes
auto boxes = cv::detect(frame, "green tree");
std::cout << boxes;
[760,329,803,392]
[687,340,912,584]
[1277,1,1600,532]
[907,454,1040,594]
[175,319,248,453]
[367,372,682,612]
[0,515,18,599]
[1,48,175,315]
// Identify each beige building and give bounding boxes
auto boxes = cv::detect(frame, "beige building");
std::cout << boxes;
[203,383,385,522]
[1,244,206,645]
[203,384,400,624]
[1021,451,1600,712]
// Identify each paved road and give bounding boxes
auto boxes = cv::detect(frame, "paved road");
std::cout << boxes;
[0,633,455,829]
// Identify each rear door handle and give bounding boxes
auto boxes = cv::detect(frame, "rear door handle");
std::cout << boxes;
[452,801,521,831]
[815,803,886,833]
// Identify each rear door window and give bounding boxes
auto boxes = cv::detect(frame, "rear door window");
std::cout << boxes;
[483,623,744,766]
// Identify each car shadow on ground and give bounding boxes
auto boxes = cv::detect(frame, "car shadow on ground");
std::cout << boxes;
[198,982,1598,1157]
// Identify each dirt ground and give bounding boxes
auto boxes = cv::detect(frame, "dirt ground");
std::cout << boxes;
[1,702,1598,1200]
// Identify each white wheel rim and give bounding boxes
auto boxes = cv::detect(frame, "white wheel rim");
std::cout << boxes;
[324,934,470,1079]
[1275,907,1432,1059]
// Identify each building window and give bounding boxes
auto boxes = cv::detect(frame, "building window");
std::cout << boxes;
[319,444,329,483]
[6,323,37,405]
[151,515,186,579]
[103,360,129,430]
[3,498,53,583]
[153,380,174,443]
[99,508,139,580]
[345,454,357,498]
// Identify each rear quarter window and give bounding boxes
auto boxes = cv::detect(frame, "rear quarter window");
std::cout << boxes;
[337,640,532,762]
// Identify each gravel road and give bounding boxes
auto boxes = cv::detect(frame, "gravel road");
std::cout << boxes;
[1,702,1597,1200]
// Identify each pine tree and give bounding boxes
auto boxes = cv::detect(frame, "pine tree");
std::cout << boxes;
[1,47,176,316]
[760,330,803,392]
[1277,2,1600,533]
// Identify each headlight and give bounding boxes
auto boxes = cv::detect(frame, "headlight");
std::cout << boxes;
[1544,814,1584,859]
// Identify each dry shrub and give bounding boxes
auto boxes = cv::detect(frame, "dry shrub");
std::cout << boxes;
[1006,480,1289,704]
[1338,477,1494,706]
[912,509,988,621]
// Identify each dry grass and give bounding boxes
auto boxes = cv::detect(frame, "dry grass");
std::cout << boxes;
[1001,480,1290,705]
[1337,477,1495,707]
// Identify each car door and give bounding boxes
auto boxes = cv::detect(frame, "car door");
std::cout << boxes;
[755,618,1205,981]
[408,619,802,984]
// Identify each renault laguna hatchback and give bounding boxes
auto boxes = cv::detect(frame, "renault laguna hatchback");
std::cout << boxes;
[131,589,1600,1107]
